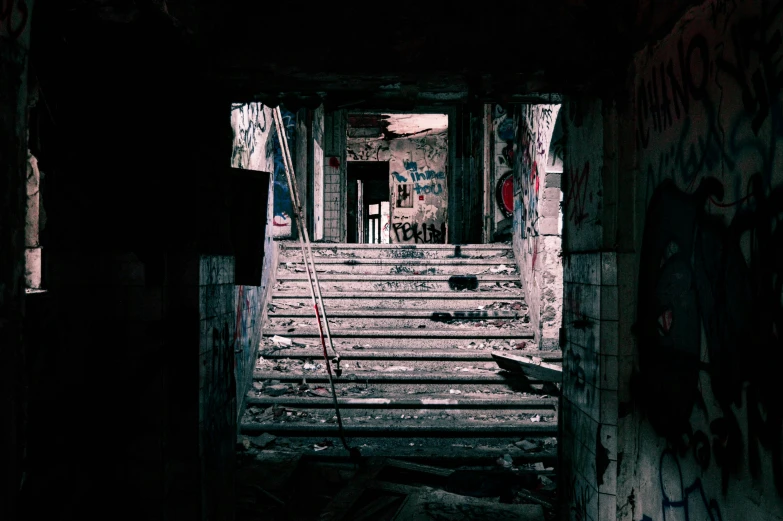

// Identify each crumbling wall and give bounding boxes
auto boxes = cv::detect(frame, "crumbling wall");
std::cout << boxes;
[347,131,448,244]
[230,102,279,419]
[511,104,562,350]
[620,1,783,520]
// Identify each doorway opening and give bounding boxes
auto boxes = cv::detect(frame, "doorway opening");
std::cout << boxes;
[347,161,390,244]
[345,112,450,245]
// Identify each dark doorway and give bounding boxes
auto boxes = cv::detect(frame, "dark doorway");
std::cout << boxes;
[347,161,390,244]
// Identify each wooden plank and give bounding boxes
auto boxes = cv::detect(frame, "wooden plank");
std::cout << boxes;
[491,352,562,382]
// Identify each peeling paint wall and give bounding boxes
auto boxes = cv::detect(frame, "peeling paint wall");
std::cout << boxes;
[229,102,277,418]
[510,104,562,350]
[622,1,783,520]
[347,131,448,244]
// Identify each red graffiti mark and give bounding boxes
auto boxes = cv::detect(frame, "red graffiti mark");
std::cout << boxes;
[564,162,590,226]
[233,286,245,370]
[531,161,539,195]
[273,214,290,227]
[658,309,673,335]
[501,175,514,214]
[0,0,29,40]
[328,156,340,169]
[531,237,539,270]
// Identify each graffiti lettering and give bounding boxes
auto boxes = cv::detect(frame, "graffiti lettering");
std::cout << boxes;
[636,33,711,148]
[564,161,591,226]
[392,222,446,244]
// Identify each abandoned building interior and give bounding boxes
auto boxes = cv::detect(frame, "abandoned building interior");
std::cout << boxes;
[2,1,783,520]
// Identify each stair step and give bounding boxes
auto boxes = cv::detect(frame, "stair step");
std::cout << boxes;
[246,395,557,410]
[281,243,511,250]
[263,328,534,339]
[280,243,513,260]
[267,308,524,319]
[290,444,558,465]
[240,421,557,437]
[271,291,523,300]
[280,258,516,266]
[253,371,540,384]
[277,274,519,282]
[259,348,560,362]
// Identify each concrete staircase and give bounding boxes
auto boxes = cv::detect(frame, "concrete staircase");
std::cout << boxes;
[241,242,559,464]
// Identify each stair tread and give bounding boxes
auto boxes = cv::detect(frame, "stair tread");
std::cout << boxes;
[271,291,523,299]
[277,273,519,281]
[253,370,544,383]
[263,328,534,338]
[268,308,524,318]
[246,395,557,408]
[259,348,559,361]
[279,258,517,265]
[241,421,557,436]
[280,242,512,250]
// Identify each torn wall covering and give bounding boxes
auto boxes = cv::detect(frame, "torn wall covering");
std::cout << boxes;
[510,105,562,350]
[621,1,783,520]
[347,131,448,244]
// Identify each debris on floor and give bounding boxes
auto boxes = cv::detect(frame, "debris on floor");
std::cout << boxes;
[490,352,563,382]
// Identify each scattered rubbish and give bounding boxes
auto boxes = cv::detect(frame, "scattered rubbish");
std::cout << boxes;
[491,352,562,382]
[351,344,364,350]
[449,389,462,394]
[271,335,292,346]
[514,341,528,350]
[531,415,541,423]
[237,435,251,451]
[307,387,331,397]
[249,433,277,449]
[515,439,540,451]
[448,275,479,291]
[265,384,290,397]
[495,453,514,469]
[314,440,334,451]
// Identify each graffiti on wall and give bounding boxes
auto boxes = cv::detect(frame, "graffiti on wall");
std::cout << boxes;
[631,1,783,506]
[638,449,724,521]
[496,171,514,218]
[272,107,296,237]
[635,177,783,497]
[233,285,260,404]
[392,221,446,244]
[564,161,591,227]
[392,161,445,196]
